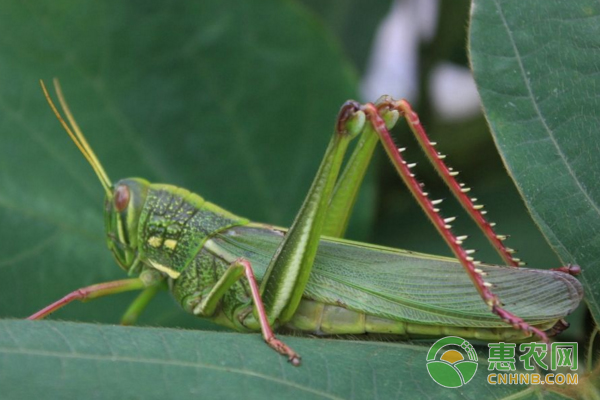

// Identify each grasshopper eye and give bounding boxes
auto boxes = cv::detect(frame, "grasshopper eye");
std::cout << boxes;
[114,185,130,212]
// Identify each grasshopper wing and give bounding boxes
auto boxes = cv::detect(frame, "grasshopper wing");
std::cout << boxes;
[213,226,583,328]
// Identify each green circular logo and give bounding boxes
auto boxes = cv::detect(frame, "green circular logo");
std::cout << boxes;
[426,336,478,388]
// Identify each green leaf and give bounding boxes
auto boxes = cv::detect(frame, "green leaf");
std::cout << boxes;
[0,320,556,400]
[469,0,600,325]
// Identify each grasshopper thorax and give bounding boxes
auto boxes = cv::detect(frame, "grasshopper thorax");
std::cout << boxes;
[105,178,150,271]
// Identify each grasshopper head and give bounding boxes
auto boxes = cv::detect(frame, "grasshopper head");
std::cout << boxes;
[105,178,150,271]
[41,79,150,273]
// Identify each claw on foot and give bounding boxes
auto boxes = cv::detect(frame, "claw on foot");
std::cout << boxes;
[266,337,301,366]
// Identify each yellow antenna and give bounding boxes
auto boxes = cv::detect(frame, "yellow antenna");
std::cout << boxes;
[40,79,112,196]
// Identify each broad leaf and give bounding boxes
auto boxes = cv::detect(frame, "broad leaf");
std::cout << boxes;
[470,0,600,326]
[0,320,556,400]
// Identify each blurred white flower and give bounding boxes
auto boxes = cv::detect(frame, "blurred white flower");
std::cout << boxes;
[430,62,481,120]
[361,0,480,121]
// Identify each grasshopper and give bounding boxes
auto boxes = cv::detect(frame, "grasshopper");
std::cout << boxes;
[29,79,583,366]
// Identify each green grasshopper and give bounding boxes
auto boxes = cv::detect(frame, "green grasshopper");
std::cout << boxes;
[29,79,583,366]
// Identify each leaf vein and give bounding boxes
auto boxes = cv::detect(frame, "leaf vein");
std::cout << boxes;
[494,0,600,218]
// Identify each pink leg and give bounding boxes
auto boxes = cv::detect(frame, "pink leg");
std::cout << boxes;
[362,103,548,342]
[377,97,521,267]
[28,278,145,320]
[387,98,581,280]
[238,259,301,366]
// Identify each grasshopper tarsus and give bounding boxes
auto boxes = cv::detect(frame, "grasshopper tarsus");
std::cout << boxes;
[265,337,302,367]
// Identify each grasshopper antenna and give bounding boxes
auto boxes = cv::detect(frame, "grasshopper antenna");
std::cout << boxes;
[40,79,112,196]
